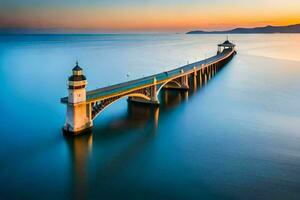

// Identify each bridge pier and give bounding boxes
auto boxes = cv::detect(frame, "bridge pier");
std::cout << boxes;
[204,68,208,84]
[150,78,160,104]
[198,65,204,86]
[128,77,160,105]
[180,69,189,90]
[198,70,202,86]
[193,67,197,91]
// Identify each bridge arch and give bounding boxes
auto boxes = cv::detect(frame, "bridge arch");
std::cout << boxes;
[92,93,151,120]
[157,79,182,94]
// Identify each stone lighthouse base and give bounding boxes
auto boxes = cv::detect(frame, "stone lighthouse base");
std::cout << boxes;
[62,123,93,136]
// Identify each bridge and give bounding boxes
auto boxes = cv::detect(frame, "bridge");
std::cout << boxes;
[61,40,236,135]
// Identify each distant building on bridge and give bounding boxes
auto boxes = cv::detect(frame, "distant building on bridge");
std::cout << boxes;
[218,40,235,54]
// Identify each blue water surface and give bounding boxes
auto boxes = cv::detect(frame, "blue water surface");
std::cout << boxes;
[1,34,300,199]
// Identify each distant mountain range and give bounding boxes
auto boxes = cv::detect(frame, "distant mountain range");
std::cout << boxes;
[187,24,300,34]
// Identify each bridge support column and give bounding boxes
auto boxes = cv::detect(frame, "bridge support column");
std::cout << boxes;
[204,67,208,84]
[150,78,159,104]
[199,70,202,86]
[180,69,189,90]
[129,77,159,105]
[193,67,197,91]
[199,65,204,86]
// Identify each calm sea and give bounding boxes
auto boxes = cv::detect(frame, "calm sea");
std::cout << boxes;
[1,34,300,199]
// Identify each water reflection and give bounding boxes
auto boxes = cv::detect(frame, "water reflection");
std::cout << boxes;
[93,102,160,136]
[64,103,161,198]
[2,34,300,199]
[160,90,189,109]
[65,132,93,200]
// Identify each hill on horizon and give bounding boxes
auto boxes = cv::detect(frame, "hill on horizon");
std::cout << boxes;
[187,23,300,34]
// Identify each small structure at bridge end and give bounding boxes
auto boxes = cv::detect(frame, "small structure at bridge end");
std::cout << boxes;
[218,40,235,54]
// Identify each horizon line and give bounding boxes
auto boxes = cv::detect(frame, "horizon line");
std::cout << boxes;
[1,22,300,35]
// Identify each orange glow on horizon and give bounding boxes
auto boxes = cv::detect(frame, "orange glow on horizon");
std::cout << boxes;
[1,3,300,32]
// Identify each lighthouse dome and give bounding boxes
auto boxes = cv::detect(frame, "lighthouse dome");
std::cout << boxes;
[68,62,87,82]
[72,61,82,71]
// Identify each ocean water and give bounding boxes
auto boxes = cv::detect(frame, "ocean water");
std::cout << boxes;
[0,34,300,199]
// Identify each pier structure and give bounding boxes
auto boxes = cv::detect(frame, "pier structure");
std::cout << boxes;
[61,40,236,135]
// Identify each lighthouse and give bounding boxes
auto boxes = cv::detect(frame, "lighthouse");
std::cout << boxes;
[64,62,93,134]
[68,62,87,103]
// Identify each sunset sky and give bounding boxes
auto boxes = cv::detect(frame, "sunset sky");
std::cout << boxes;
[1,0,300,32]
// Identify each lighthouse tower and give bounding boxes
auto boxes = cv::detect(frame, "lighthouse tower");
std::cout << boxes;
[64,62,92,134]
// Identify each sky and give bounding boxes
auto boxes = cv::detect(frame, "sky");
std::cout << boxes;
[1,0,300,32]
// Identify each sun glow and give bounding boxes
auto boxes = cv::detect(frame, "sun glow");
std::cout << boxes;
[0,0,300,32]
